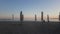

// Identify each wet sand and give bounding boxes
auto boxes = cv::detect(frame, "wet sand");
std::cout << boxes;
[0,21,60,34]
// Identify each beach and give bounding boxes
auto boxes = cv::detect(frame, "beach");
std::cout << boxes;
[0,21,60,34]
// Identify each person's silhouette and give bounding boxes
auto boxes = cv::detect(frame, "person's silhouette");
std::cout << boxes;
[47,15,49,22]
[20,11,24,24]
[59,12,60,21]
[35,14,37,21]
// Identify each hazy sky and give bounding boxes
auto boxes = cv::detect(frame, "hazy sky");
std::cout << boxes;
[0,0,60,21]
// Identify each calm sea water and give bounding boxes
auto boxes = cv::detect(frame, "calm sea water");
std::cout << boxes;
[0,19,59,22]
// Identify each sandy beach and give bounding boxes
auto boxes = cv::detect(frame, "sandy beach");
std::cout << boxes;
[0,21,60,34]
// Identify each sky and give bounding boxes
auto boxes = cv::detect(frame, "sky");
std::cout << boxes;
[0,0,60,21]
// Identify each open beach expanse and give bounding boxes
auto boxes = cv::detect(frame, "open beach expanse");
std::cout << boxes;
[0,21,60,34]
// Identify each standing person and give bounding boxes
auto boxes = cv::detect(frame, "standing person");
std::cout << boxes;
[59,12,60,21]
[41,11,43,22]
[35,14,37,21]
[20,11,24,24]
[12,14,14,21]
[47,15,49,22]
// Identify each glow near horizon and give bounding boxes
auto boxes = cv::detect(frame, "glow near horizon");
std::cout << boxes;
[0,0,60,21]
